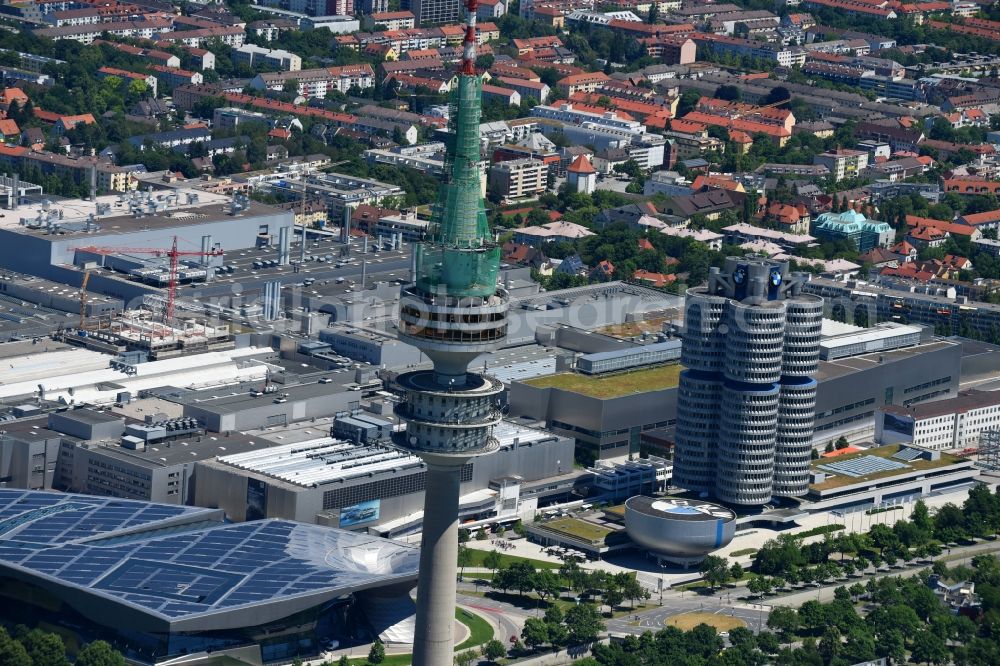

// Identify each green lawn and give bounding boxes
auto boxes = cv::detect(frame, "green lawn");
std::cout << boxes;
[455,607,494,650]
[523,364,682,398]
[464,548,561,569]
[535,517,613,545]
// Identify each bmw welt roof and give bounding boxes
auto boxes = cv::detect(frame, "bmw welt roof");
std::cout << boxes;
[0,490,418,631]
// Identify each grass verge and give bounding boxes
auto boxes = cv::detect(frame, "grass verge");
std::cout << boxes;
[666,612,747,632]
[464,548,561,569]
[455,607,494,651]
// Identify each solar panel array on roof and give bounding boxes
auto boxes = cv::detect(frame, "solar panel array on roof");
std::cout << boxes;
[891,447,923,462]
[0,490,419,625]
[818,455,909,479]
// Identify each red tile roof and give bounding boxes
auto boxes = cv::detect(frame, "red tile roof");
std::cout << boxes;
[567,154,596,174]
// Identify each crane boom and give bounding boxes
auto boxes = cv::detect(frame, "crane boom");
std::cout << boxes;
[79,269,90,330]
[72,235,223,324]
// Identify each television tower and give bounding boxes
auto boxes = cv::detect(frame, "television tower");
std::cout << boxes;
[393,0,508,663]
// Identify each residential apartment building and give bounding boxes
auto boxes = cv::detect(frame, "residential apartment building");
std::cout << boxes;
[488,158,548,201]
[814,148,869,182]
[150,65,203,90]
[364,10,417,29]
[33,18,172,44]
[158,25,246,48]
[249,65,375,98]
[557,72,610,96]
[693,33,806,67]
[407,0,461,25]
[233,44,302,71]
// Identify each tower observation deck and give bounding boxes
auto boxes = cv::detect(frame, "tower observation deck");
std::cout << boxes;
[392,0,509,663]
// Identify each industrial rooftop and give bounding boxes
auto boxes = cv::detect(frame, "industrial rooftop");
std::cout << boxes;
[524,364,683,398]
[216,419,558,488]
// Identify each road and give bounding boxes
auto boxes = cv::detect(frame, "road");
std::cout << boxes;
[605,594,770,635]
[459,592,529,646]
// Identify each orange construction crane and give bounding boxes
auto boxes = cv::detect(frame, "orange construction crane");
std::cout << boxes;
[73,236,223,323]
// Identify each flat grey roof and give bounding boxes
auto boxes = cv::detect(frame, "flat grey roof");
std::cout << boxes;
[13,200,285,239]
[815,339,956,382]
[179,380,356,414]
[84,431,274,467]
[52,408,123,425]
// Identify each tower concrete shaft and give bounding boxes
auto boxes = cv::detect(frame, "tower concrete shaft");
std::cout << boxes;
[393,0,508,663]
[411,461,462,666]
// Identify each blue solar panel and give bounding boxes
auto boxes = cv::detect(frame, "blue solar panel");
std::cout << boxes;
[0,491,419,625]
[818,455,909,478]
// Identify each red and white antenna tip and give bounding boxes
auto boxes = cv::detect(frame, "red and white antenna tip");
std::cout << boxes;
[460,0,478,75]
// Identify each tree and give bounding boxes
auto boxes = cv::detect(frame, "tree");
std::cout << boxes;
[484,550,502,575]
[716,85,741,101]
[564,603,604,644]
[339,656,350,666]
[21,629,67,666]
[0,630,31,666]
[686,624,723,659]
[818,626,842,664]
[757,631,780,655]
[843,630,877,665]
[798,600,827,633]
[455,650,477,666]
[533,569,561,600]
[600,584,622,613]
[699,555,731,590]
[367,639,385,665]
[507,560,537,596]
[728,626,756,650]
[76,641,126,666]
[747,576,770,599]
[458,544,472,579]
[729,562,744,582]
[767,606,799,643]
[910,630,948,665]
[624,576,650,608]
[521,617,549,649]
[912,500,933,533]
[482,639,506,663]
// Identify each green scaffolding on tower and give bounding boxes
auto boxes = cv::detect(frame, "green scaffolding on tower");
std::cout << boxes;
[414,73,500,300]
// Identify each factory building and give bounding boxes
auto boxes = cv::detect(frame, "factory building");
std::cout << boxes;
[509,325,963,466]
[0,188,293,298]
[178,379,374,432]
[57,430,277,504]
[319,326,426,367]
[0,419,63,490]
[876,389,1000,451]
[193,420,575,534]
